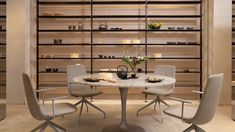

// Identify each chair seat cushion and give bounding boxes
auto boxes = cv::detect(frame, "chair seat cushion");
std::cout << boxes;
[164,105,198,123]
[142,88,172,96]
[40,103,77,118]
[71,90,103,98]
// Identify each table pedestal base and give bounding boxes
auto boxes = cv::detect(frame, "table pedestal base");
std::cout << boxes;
[102,124,145,132]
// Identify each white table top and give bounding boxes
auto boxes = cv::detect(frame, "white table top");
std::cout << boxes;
[73,73,176,88]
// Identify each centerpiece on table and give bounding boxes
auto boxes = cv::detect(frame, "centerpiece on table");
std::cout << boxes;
[122,56,148,78]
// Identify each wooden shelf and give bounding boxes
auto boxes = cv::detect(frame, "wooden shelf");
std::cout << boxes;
[38,1,201,5]
[39,15,201,19]
[36,0,203,98]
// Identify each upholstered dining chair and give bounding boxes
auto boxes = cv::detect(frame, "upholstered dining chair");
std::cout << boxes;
[137,65,176,123]
[66,64,106,124]
[164,73,224,132]
[22,73,77,132]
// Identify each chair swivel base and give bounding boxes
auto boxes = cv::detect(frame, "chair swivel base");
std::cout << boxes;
[31,120,66,132]
[183,124,205,132]
[75,98,106,124]
[137,97,168,123]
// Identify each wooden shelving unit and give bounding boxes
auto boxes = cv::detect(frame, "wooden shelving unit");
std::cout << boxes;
[0,0,6,121]
[36,0,202,99]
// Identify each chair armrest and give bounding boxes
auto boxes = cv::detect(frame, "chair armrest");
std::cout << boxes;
[168,97,192,104]
[192,90,204,94]
[44,96,69,102]
[35,88,58,104]
[35,88,57,93]
[168,97,191,121]
[45,96,69,118]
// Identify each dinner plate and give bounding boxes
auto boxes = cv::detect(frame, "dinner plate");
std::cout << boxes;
[83,78,100,82]
[146,78,164,83]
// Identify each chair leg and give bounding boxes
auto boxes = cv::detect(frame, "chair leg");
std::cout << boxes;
[48,121,66,132]
[84,102,89,112]
[159,98,170,107]
[78,102,84,124]
[84,99,106,118]
[137,99,157,116]
[157,97,163,123]
[30,122,47,132]
[39,122,48,132]
[183,124,205,132]
[144,94,148,102]
[194,124,206,132]
[154,101,157,111]
[74,100,83,106]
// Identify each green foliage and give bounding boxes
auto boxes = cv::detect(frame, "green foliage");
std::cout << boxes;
[122,56,148,71]
[147,21,162,30]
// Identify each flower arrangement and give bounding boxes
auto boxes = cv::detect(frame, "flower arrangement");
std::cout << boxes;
[147,21,162,30]
[122,56,148,76]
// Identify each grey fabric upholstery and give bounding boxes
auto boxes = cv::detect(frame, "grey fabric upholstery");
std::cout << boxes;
[22,73,77,131]
[164,73,224,132]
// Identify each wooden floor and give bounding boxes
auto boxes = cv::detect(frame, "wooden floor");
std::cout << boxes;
[0,100,235,132]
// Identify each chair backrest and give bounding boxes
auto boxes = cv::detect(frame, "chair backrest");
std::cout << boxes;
[22,73,47,120]
[154,65,176,78]
[151,65,176,92]
[192,73,223,125]
[66,64,90,91]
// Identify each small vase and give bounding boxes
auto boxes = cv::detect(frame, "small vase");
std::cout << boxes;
[130,66,137,78]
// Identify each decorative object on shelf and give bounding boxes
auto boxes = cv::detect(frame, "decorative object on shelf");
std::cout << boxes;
[70,53,79,58]
[68,25,76,30]
[167,42,177,44]
[111,27,122,30]
[104,56,107,58]
[0,25,2,30]
[99,21,108,30]
[53,39,62,44]
[122,56,148,78]
[147,21,162,30]
[132,39,141,44]
[78,22,83,30]
[52,68,58,72]
[112,56,115,58]
[122,39,131,44]
[177,27,184,30]
[99,54,103,58]
[45,67,52,72]
[168,27,175,30]
[177,42,187,44]
[45,55,53,58]
[187,42,197,45]
[154,53,162,58]
[186,27,194,30]
[116,65,128,79]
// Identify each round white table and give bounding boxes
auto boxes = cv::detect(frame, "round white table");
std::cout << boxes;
[73,74,176,132]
